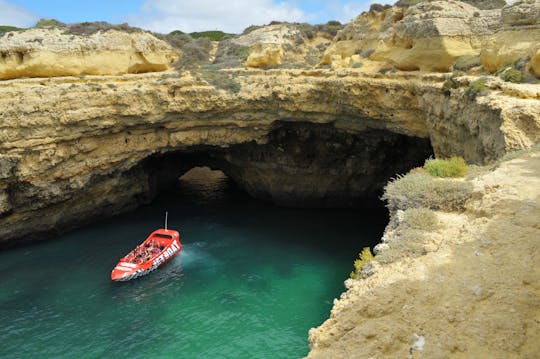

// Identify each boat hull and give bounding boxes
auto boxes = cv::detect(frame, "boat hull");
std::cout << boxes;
[111,229,182,282]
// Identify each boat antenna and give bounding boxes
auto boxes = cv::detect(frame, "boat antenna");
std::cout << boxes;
[165,211,168,231]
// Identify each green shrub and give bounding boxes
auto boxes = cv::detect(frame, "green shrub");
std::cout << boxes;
[467,77,488,96]
[378,66,395,74]
[169,30,185,35]
[213,41,250,68]
[199,65,241,94]
[502,68,523,83]
[382,172,473,212]
[442,77,459,95]
[402,207,439,230]
[315,20,343,38]
[0,25,22,35]
[66,22,143,36]
[44,19,145,37]
[35,18,65,29]
[357,49,375,58]
[242,25,263,35]
[452,55,481,72]
[495,63,512,75]
[350,247,374,279]
[423,156,467,177]
[189,30,236,41]
[376,230,426,264]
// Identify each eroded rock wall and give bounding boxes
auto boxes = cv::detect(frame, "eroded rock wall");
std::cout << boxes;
[0,69,538,245]
[323,0,540,76]
[214,122,432,207]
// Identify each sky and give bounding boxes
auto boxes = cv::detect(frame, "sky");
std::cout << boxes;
[0,0,393,34]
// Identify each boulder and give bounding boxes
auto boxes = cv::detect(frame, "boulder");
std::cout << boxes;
[0,28,179,79]
[532,49,540,77]
[323,1,499,72]
[246,43,283,68]
[480,0,540,72]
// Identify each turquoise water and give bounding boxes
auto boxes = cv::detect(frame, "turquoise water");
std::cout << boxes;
[0,171,387,358]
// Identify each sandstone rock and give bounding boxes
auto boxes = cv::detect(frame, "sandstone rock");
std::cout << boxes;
[232,24,301,47]
[323,1,500,72]
[323,0,540,74]
[480,0,540,72]
[396,0,506,10]
[0,155,18,179]
[246,43,283,68]
[532,49,540,77]
[0,29,179,79]
[0,191,10,216]
[501,0,540,26]
[224,23,333,68]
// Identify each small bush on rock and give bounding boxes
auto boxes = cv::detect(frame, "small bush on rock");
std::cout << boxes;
[502,68,523,83]
[190,31,235,41]
[35,18,65,29]
[382,172,473,212]
[442,77,459,95]
[376,230,426,264]
[0,25,22,35]
[402,207,439,231]
[423,157,467,177]
[452,55,481,72]
[467,77,488,97]
[350,247,374,279]
[357,49,375,58]
[198,65,241,94]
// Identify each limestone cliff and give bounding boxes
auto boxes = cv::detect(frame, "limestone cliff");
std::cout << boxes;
[0,29,179,79]
[323,0,540,77]
[0,69,538,246]
[0,4,539,357]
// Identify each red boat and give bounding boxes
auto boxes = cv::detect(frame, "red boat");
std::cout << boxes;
[111,213,182,281]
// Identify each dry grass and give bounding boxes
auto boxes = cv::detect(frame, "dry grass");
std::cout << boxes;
[382,172,473,212]
[198,65,241,94]
[402,207,439,230]
[376,230,427,264]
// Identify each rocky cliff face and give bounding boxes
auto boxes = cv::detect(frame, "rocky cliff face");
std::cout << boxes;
[0,29,179,79]
[323,0,540,76]
[0,68,537,245]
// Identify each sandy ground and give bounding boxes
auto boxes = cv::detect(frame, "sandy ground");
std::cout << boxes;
[307,152,540,358]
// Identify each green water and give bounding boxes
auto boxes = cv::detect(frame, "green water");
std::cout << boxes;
[0,173,387,358]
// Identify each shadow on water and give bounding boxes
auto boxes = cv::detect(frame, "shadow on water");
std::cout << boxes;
[0,167,388,359]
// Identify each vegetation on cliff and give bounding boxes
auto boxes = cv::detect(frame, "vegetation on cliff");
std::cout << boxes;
[349,247,374,279]
[423,157,468,177]
[382,171,473,213]
[0,26,22,35]
[308,149,540,358]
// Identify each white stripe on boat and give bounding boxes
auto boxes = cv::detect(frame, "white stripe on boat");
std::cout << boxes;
[119,262,137,268]
[116,266,135,271]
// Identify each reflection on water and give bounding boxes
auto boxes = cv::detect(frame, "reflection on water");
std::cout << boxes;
[0,167,388,358]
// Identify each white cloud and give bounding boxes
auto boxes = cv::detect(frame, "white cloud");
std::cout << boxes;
[126,0,308,34]
[0,0,38,27]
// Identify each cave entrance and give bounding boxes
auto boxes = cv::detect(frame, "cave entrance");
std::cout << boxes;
[179,166,228,184]
[177,166,233,203]
[141,121,434,209]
